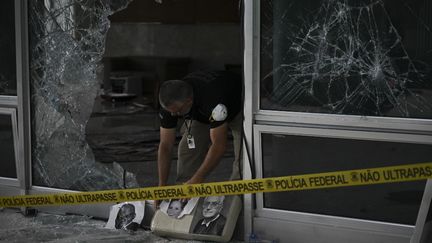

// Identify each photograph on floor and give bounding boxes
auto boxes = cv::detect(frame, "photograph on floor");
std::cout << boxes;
[160,197,199,219]
[105,201,145,231]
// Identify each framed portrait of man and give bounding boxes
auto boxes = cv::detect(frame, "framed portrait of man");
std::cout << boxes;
[190,196,228,236]
[151,195,241,242]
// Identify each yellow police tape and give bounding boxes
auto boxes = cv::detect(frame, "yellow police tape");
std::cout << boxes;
[1,162,432,208]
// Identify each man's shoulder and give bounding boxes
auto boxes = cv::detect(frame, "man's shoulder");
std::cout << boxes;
[126,222,139,231]
[208,214,226,227]
[217,214,227,223]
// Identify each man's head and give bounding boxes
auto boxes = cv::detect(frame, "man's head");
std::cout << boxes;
[159,80,193,116]
[202,196,224,218]
[115,203,136,229]
[167,199,184,218]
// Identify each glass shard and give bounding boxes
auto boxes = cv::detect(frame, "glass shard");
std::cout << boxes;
[261,0,432,118]
[29,0,135,191]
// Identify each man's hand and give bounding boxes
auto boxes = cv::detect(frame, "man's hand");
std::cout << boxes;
[154,199,161,211]
[179,174,205,204]
[184,124,228,186]
[185,174,205,185]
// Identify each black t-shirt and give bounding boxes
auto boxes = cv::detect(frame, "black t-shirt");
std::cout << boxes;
[159,70,242,129]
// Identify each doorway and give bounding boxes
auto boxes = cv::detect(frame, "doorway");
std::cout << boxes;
[29,0,243,194]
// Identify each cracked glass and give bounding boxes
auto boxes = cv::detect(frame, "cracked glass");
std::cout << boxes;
[29,0,135,191]
[260,0,432,118]
[28,0,239,192]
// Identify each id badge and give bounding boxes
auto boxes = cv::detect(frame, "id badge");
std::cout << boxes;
[187,135,196,149]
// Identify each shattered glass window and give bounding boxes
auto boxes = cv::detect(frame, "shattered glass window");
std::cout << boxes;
[0,0,17,96]
[29,0,135,191]
[261,0,432,118]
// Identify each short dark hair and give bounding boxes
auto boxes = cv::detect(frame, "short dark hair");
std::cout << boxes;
[159,80,193,109]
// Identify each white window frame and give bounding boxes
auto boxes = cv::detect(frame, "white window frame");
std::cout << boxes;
[0,0,26,194]
[253,124,432,238]
[243,0,432,242]
[0,108,20,187]
[252,0,432,134]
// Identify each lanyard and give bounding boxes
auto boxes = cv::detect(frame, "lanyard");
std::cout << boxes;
[184,119,193,138]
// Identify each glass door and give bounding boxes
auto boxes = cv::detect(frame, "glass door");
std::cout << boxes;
[26,0,243,218]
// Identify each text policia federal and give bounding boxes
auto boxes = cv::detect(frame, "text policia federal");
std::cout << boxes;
[1,162,431,208]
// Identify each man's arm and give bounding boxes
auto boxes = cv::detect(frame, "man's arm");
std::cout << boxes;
[186,123,228,184]
[158,127,176,187]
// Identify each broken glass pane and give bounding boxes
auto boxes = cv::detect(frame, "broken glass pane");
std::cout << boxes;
[261,0,432,118]
[29,0,137,191]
